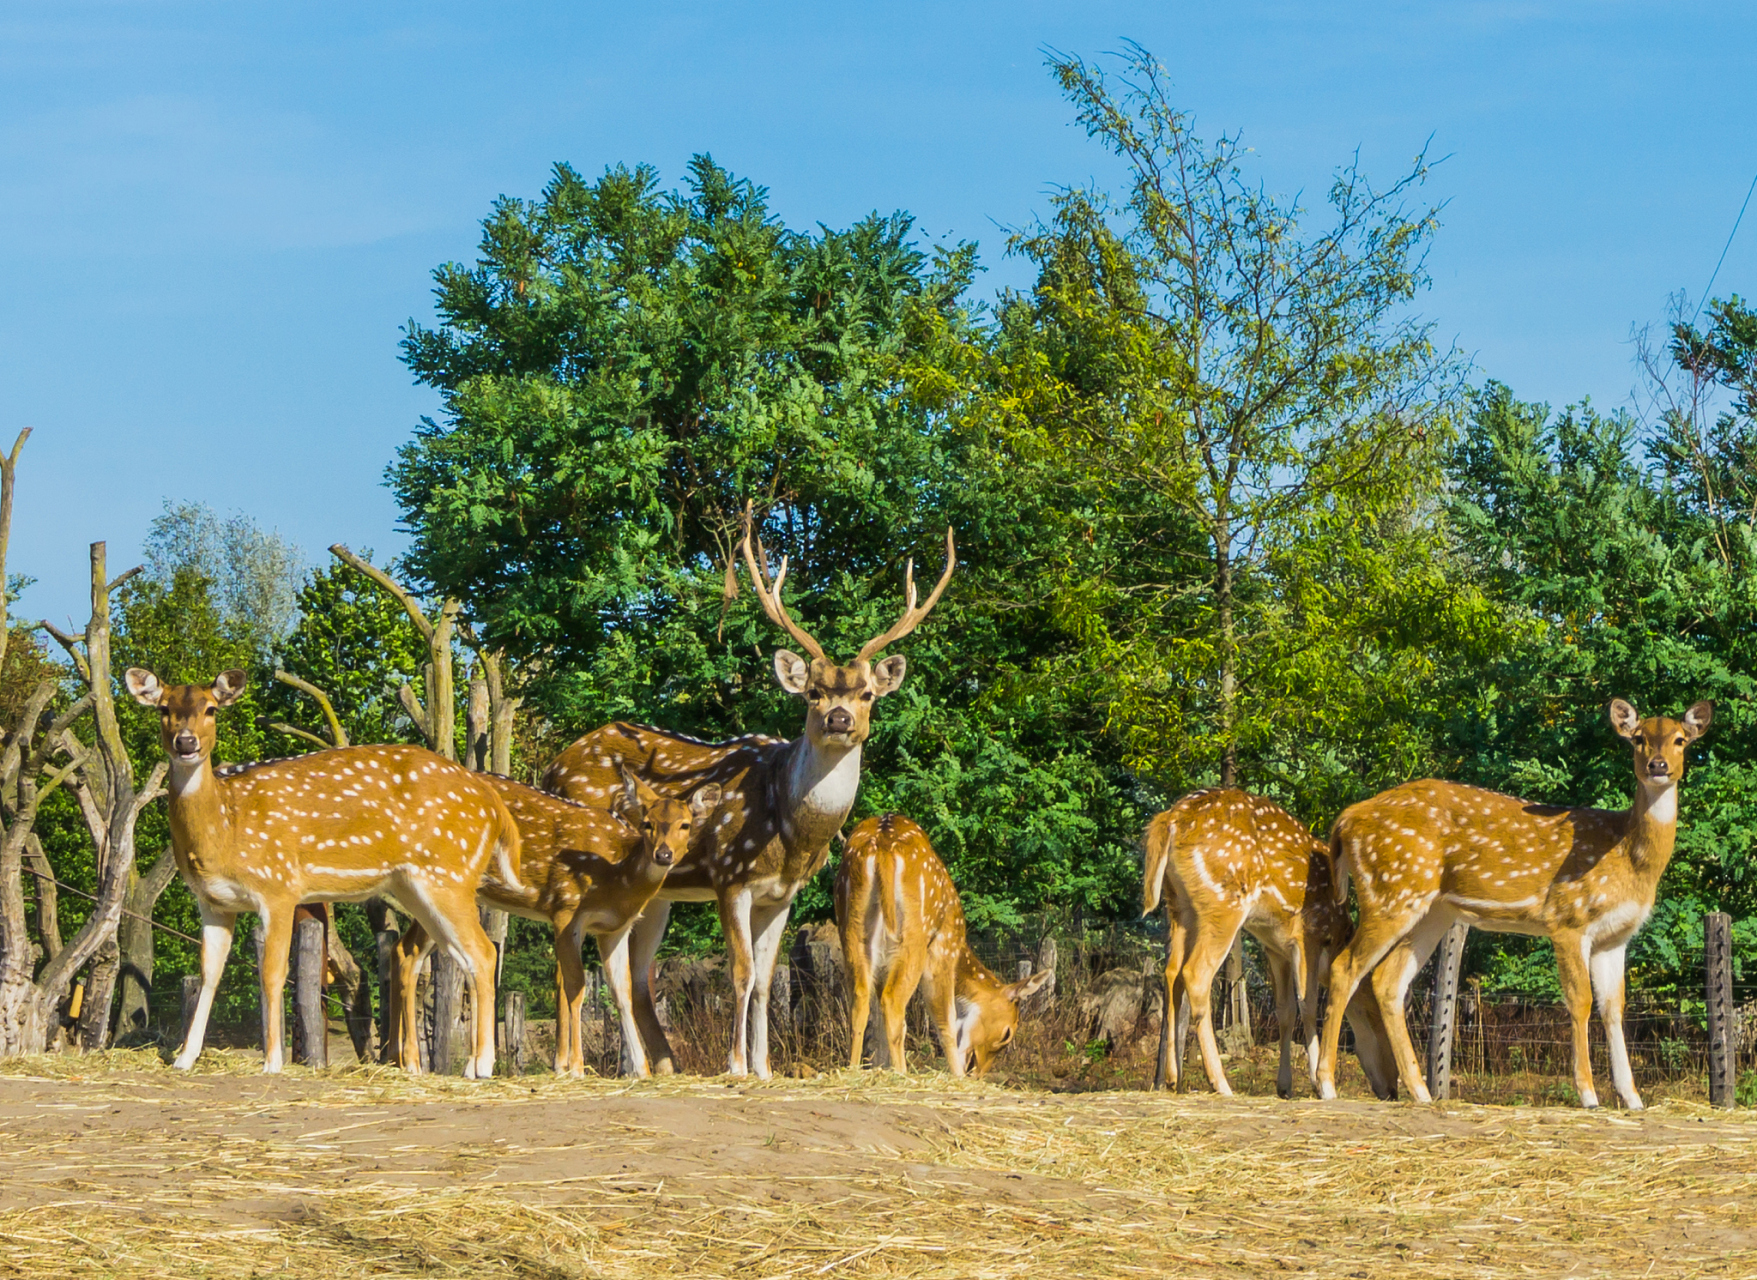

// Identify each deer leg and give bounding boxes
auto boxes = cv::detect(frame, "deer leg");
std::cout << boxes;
[1367,910,1453,1103]
[599,922,652,1078]
[256,905,295,1074]
[173,903,237,1070]
[747,902,791,1080]
[1342,980,1400,1102]
[392,923,433,1073]
[842,889,875,1071]
[552,913,587,1078]
[1590,943,1639,1110]
[719,888,757,1077]
[1158,907,1191,1091]
[1180,912,1243,1095]
[880,934,928,1075]
[402,885,499,1079]
[628,903,675,1074]
[1264,945,1297,1099]
[1317,910,1419,1101]
[1554,929,1599,1108]
[1300,942,1323,1090]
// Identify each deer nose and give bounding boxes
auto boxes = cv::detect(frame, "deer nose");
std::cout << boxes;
[654,846,675,867]
[1647,757,1671,777]
[173,731,199,756]
[824,707,854,734]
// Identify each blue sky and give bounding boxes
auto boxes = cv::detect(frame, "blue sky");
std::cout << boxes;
[2,2,1754,627]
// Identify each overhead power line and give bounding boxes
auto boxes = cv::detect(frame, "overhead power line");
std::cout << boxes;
[1694,170,1757,325]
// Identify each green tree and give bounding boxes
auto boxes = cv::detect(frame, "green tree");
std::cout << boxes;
[388,154,1152,932]
[1442,382,1757,994]
[265,557,427,753]
[971,44,1476,815]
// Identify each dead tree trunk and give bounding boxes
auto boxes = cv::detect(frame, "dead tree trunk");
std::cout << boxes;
[3,531,165,1058]
[114,851,181,1040]
[329,546,458,761]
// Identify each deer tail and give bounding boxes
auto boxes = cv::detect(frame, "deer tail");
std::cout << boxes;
[857,818,902,940]
[1327,827,1349,908]
[489,791,523,891]
[1142,811,1174,917]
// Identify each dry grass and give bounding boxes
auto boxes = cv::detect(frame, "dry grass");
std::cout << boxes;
[0,1048,1752,1278]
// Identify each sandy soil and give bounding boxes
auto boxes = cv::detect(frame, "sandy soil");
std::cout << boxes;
[0,1052,1751,1277]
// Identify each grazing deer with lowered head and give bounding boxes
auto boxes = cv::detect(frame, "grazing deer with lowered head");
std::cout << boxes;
[1143,789,1397,1099]
[1317,698,1713,1109]
[125,668,520,1077]
[390,767,718,1076]
[837,813,1048,1076]
[542,505,955,1077]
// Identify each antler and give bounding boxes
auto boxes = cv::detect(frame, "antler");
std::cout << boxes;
[855,527,957,662]
[739,502,826,661]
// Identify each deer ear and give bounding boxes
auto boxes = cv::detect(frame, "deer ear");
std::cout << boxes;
[773,649,810,695]
[1684,700,1714,739]
[124,668,163,706]
[211,670,247,705]
[870,654,907,697]
[615,764,647,818]
[689,782,722,822]
[1608,698,1640,739]
[1006,968,1052,1005]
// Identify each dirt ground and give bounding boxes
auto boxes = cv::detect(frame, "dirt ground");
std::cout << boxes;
[0,1050,1751,1278]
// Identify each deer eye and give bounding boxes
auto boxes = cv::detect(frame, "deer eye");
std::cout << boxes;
[204,706,217,717]
[859,691,875,702]
[1675,736,1686,746]
[806,689,823,701]
[1632,735,1645,747]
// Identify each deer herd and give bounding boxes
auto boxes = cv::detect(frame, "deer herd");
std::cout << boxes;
[125,506,1713,1111]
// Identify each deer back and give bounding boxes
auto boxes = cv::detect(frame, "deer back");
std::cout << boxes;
[545,721,821,893]
[205,745,520,902]
[1144,789,1318,926]
[1333,779,1642,928]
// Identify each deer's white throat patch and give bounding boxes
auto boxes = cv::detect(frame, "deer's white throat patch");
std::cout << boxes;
[170,762,207,798]
[1641,780,1678,825]
[790,743,862,818]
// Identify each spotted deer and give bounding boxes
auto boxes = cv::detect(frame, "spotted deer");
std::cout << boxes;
[390,767,718,1077]
[836,813,1047,1076]
[124,668,520,1077]
[542,505,955,1077]
[1142,789,1397,1099]
[1317,698,1713,1109]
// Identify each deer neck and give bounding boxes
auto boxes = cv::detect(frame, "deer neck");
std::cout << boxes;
[780,736,863,850]
[166,758,230,873]
[1626,778,1680,876]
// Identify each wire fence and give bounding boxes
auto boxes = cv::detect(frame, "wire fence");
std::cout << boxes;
[123,913,1752,1101]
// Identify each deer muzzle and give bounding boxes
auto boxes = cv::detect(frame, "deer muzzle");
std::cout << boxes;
[824,707,855,735]
[172,731,200,760]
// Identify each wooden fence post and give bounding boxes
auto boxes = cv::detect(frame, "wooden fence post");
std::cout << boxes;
[503,990,526,1076]
[1220,935,1251,1056]
[769,963,791,1056]
[1426,922,1468,1100]
[1706,911,1735,1109]
[431,952,462,1075]
[373,921,399,1065]
[252,922,274,1058]
[291,914,328,1067]
[178,974,201,1052]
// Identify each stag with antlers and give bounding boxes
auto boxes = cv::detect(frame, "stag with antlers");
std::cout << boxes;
[543,504,955,1078]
